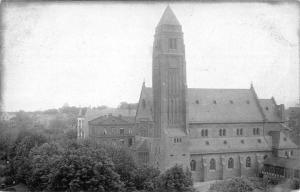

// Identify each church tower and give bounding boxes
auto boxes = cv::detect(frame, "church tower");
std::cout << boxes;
[152,6,189,170]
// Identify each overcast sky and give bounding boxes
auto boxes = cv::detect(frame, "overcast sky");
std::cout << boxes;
[2,2,299,112]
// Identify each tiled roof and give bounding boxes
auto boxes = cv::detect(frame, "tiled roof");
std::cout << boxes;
[259,99,282,122]
[139,87,266,123]
[188,88,264,123]
[263,157,300,169]
[189,136,272,154]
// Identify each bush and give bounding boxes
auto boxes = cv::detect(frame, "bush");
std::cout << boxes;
[156,165,195,192]
[209,177,254,192]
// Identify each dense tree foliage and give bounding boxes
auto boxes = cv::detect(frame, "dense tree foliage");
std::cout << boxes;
[156,165,195,192]
[0,107,195,192]
[209,177,254,192]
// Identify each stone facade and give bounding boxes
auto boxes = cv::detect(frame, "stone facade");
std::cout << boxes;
[78,6,299,182]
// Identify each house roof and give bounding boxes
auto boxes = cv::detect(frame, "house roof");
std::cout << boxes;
[138,87,267,123]
[263,157,300,169]
[259,99,282,122]
[85,107,136,122]
[158,6,181,26]
[189,136,272,154]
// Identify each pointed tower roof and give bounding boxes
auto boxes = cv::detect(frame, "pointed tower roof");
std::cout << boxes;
[158,6,181,26]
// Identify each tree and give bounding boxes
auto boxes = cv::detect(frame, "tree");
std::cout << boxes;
[49,145,124,192]
[26,142,63,191]
[133,166,160,192]
[156,165,195,192]
[209,177,254,192]
[106,145,137,191]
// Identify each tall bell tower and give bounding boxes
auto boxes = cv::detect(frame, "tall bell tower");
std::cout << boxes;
[152,6,189,170]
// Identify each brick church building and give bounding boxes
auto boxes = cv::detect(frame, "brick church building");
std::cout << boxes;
[78,6,298,182]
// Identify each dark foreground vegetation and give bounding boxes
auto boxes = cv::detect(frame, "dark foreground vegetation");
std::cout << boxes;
[0,106,194,192]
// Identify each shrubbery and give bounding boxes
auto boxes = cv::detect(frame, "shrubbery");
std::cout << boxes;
[209,177,254,192]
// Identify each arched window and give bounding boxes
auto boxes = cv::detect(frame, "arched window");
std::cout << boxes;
[223,129,226,136]
[210,159,216,170]
[246,157,251,168]
[142,99,146,109]
[228,158,234,169]
[103,129,107,135]
[205,129,208,137]
[190,160,196,171]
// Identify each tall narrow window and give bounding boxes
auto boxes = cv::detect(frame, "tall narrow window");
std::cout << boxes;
[237,129,240,136]
[240,129,243,135]
[205,129,208,137]
[190,160,196,171]
[219,129,222,136]
[142,99,146,109]
[257,128,260,135]
[201,130,204,137]
[246,157,251,168]
[128,138,133,147]
[210,159,216,170]
[169,38,177,49]
[120,128,124,135]
[223,129,226,136]
[103,129,107,135]
[228,158,234,169]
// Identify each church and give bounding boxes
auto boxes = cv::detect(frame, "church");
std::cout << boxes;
[77,6,299,182]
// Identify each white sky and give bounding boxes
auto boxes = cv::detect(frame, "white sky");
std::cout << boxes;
[2,2,299,112]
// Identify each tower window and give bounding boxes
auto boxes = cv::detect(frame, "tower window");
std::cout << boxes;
[142,99,146,109]
[169,38,177,49]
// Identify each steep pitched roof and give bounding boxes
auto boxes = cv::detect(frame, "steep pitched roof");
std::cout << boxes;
[158,6,181,26]
[188,88,264,123]
[138,87,266,123]
[136,86,153,121]
[189,136,272,154]
[259,99,282,122]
